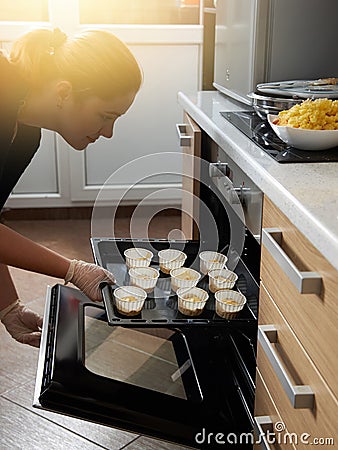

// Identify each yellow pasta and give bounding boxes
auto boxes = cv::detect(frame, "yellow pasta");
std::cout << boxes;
[274,98,338,130]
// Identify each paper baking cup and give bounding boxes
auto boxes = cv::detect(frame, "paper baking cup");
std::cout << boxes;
[129,267,159,293]
[158,249,187,274]
[170,267,201,292]
[208,268,238,293]
[113,285,147,316]
[124,247,153,268]
[199,251,228,274]
[176,286,209,317]
[215,290,246,319]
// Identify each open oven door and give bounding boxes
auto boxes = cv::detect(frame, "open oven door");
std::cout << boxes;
[34,283,256,449]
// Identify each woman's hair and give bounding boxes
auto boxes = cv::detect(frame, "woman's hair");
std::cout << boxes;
[9,28,142,99]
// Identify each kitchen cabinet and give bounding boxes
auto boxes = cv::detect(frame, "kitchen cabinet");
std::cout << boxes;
[255,196,338,449]
[179,112,201,240]
[179,107,338,448]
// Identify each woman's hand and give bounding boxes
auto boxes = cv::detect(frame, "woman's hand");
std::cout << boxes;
[64,259,115,302]
[0,300,43,347]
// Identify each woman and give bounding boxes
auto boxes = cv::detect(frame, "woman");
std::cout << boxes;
[0,28,143,347]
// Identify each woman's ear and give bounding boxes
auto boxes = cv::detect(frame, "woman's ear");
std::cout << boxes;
[55,80,73,108]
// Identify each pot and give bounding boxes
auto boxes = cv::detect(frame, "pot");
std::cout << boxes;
[247,92,303,120]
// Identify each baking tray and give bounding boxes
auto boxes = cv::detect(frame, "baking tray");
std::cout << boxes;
[91,238,257,327]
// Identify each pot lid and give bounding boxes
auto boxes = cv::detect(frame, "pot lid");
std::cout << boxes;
[256,78,338,99]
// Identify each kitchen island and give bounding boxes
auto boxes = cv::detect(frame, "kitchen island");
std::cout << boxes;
[178,90,338,272]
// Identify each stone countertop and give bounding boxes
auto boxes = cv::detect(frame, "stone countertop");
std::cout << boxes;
[178,90,338,271]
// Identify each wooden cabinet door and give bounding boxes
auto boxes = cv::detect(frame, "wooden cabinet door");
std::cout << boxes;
[180,112,201,240]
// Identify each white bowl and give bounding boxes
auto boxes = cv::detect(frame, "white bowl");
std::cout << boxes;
[170,267,201,292]
[158,249,187,274]
[129,267,159,293]
[124,247,153,268]
[268,114,338,151]
[113,285,147,316]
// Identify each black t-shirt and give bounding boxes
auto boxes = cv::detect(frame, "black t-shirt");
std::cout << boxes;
[0,53,42,211]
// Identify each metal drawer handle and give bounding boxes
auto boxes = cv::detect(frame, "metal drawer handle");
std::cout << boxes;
[254,416,273,450]
[176,124,191,146]
[258,325,314,409]
[262,228,322,295]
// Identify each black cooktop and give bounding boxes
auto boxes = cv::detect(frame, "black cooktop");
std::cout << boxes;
[221,110,338,163]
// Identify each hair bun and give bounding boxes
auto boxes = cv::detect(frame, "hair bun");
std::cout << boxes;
[50,28,67,52]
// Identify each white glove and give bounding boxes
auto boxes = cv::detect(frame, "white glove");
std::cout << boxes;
[0,300,43,348]
[64,259,115,302]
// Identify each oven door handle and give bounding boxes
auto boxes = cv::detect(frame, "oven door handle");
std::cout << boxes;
[262,228,322,295]
[258,325,314,409]
[253,416,274,450]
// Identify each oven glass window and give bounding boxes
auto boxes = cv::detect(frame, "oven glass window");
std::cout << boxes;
[84,306,199,400]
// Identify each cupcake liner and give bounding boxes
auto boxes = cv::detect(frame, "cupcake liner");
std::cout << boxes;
[208,268,238,293]
[215,290,246,318]
[129,267,159,292]
[114,285,147,316]
[158,249,187,274]
[170,267,201,292]
[124,247,153,268]
[199,251,228,274]
[177,286,208,317]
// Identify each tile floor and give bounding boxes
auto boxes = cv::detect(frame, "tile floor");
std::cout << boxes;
[0,213,193,450]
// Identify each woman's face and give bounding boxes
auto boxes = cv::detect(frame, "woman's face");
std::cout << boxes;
[57,91,137,150]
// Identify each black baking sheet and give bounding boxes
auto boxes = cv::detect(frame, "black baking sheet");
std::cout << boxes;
[91,238,257,327]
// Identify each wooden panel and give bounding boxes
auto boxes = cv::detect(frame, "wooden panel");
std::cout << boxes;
[254,369,295,450]
[181,112,201,240]
[261,196,338,397]
[257,285,338,449]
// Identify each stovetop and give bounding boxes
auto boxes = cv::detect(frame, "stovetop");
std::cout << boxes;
[221,110,338,163]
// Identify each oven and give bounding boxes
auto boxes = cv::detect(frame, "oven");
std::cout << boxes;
[34,136,263,448]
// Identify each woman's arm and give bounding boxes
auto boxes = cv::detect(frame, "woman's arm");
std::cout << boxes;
[0,262,19,310]
[0,223,116,303]
[0,223,70,277]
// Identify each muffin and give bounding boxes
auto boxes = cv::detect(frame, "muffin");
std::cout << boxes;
[176,287,209,317]
[158,249,187,274]
[199,251,227,275]
[124,247,153,268]
[170,267,201,292]
[215,290,246,319]
[113,285,147,316]
[208,268,238,293]
[129,266,159,293]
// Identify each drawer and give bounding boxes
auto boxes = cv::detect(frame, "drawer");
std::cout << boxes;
[254,369,296,450]
[261,197,338,397]
[257,285,338,449]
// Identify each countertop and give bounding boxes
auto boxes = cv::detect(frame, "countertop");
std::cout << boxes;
[178,90,338,271]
